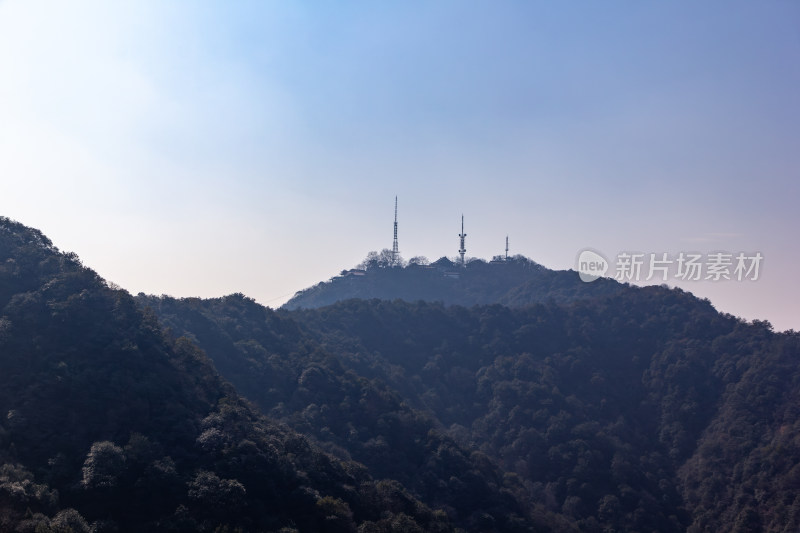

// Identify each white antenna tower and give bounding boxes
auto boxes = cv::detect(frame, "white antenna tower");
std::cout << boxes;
[391,196,399,265]
[458,215,467,267]
[505,235,509,260]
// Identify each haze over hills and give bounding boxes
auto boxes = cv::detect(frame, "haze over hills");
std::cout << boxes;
[3,216,800,532]
[2,4,796,532]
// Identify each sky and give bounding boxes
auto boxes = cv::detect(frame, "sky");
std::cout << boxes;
[0,1,798,330]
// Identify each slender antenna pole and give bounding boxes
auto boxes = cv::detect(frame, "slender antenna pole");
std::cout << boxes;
[392,196,399,265]
[458,215,467,267]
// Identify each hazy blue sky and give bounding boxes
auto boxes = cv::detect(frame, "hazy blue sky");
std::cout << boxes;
[1,1,798,329]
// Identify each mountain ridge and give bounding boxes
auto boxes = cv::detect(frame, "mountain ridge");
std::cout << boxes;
[0,216,528,532]
[283,254,623,311]
[4,216,800,532]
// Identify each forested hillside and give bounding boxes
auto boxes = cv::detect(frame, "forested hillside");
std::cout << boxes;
[4,215,799,533]
[290,296,800,532]
[141,293,572,533]
[147,286,800,532]
[0,217,533,532]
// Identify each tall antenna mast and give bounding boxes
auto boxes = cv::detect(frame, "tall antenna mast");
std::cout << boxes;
[391,196,399,266]
[505,235,509,261]
[458,215,467,267]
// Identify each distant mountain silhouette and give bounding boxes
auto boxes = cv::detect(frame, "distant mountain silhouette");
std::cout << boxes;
[5,217,800,533]
[284,254,623,310]
[0,217,515,533]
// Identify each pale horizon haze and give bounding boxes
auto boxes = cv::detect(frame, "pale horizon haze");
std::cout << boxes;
[1,1,798,330]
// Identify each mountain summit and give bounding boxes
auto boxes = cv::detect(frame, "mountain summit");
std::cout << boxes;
[284,254,622,310]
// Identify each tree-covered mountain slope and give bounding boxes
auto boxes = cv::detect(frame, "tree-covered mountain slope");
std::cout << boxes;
[8,214,797,532]
[283,255,622,310]
[289,296,800,533]
[139,293,574,533]
[146,284,800,532]
[0,216,515,533]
